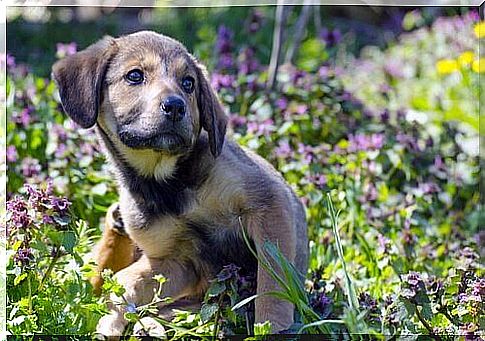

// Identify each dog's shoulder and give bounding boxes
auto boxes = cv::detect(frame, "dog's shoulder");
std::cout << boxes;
[200,140,291,213]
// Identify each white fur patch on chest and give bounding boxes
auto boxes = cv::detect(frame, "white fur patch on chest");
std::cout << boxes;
[153,156,178,181]
[121,147,178,181]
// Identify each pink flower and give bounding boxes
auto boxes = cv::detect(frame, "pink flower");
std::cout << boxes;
[56,42,77,59]
[6,145,18,163]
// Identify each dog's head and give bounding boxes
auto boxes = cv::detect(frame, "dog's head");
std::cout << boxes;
[52,31,227,177]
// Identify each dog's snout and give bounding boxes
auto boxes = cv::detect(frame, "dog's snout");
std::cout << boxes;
[161,96,186,122]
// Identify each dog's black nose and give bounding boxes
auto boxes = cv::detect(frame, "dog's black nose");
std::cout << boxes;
[161,96,186,122]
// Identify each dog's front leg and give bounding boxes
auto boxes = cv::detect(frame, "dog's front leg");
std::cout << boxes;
[247,206,298,333]
[96,254,199,337]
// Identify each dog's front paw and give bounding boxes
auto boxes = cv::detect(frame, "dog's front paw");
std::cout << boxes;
[96,312,127,339]
[133,316,166,338]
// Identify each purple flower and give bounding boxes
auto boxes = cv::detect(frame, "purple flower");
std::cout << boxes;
[348,133,385,152]
[247,119,274,137]
[380,109,390,123]
[52,124,68,141]
[6,145,18,163]
[56,42,77,59]
[295,104,308,116]
[13,107,33,127]
[216,26,233,54]
[319,28,342,46]
[297,143,314,164]
[42,214,54,224]
[359,293,380,322]
[25,182,53,210]
[396,133,420,152]
[14,247,34,267]
[460,247,478,259]
[434,155,445,169]
[384,60,405,78]
[238,47,259,75]
[5,53,16,69]
[318,65,331,79]
[78,142,96,158]
[309,174,327,189]
[55,143,68,158]
[418,182,440,195]
[247,9,264,33]
[397,109,406,121]
[472,278,485,294]
[218,53,234,70]
[425,276,444,297]
[291,70,306,84]
[21,157,42,177]
[460,322,479,339]
[275,97,288,111]
[216,263,240,282]
[6,196,30,232]
[229,114,247,129]
[275,141,293,159]
[359,182,378,203]
[310,292,333,318]
[401,224,416,248]
[211,73,235,91]
[51,197,71,213]
[377,234,392,254]
[401,272,427,301]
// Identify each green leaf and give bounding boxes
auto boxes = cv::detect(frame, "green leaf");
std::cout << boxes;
[254,321,272,336]
[153,274,167,285]
[14,273,27,286]
[231,294,259,311]
[200,303,218,323]
[206,281,226,298]
[124,312,138,323]
[420,303,433,322]
[62,231,77,253]
[53,215,71,227]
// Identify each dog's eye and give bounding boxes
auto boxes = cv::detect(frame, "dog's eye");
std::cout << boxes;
[181,76,195,93]
[125,69,144,85]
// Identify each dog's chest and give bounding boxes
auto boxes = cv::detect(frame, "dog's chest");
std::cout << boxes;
[120,195,256,273]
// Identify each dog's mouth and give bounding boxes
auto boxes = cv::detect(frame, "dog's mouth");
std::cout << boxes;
[118,129,191,154]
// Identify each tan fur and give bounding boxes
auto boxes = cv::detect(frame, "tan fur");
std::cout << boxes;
[52,31,308,336]
[90,203,136,295]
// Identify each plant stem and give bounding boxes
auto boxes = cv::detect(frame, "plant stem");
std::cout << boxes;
[37,248,61,293]
[213,294,225,339]
[27,275,33,315]
[267,0,287,90]
[415,306,441,341]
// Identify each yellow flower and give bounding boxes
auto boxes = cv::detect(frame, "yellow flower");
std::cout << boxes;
[472,58,485,73]
[436,59,459,74]
[474,22,485,38]
[458,51,474,66]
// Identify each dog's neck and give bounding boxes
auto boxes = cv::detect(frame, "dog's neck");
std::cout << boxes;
[96,125,215,216]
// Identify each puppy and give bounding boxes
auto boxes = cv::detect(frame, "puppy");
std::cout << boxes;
[52,31,308,335]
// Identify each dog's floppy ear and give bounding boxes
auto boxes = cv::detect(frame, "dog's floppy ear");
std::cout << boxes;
[52,36,117,128]
[195,63,228,158]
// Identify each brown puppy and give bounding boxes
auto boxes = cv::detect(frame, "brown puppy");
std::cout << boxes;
[52,31,308,336]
